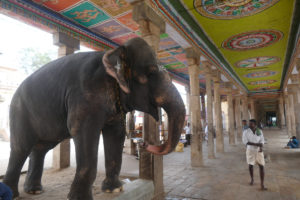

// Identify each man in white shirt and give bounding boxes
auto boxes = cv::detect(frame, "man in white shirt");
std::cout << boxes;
[242,119,267,190]
[184,123,191,145]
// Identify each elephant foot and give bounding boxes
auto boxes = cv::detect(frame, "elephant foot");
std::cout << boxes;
[67,192,93,200]
[68,187,93,200]
[24,183,43,195]
[102,177,123,193]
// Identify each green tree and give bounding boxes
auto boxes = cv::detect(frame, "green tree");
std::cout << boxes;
[19,48,55,74]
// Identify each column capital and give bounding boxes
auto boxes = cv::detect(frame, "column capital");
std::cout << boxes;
[185,48,200,64]
[287,84,298,92]
[202,61,212,72]
[132,1,165,34]
[295,58,300,70]
[212,70,221,82]
[290,74,299,84]
[53,31,80,50]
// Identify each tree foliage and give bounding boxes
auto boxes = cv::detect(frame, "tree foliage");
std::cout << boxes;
[19,48,55,74]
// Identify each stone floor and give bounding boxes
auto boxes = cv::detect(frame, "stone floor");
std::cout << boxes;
[1,129,300,200]
[164,129,300,200]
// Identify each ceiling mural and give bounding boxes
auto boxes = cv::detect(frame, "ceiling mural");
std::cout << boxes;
[0,0,198,86]
[248,79,277,85]
[1,0,298,93]
[151,0,296,92]
[222,30,283,51]
[193,0,280,19]
[32,0,195,85]
[244,71,277,78]
[235,56,280,68]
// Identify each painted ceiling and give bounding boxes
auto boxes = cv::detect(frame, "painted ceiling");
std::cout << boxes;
[150,0,300,93]
[1,0,299,94]
[0,0,207,87]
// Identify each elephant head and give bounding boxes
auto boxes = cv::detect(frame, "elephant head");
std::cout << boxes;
[103,37,186,155]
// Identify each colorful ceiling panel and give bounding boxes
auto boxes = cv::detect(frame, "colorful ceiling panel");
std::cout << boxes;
[0,0,198,85]
[151,0,299,93]
[3,0,298,93]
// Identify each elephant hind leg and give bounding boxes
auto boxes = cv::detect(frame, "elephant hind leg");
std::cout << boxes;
[3,144,34,198]
[4,106,38,198]
[24,142,58,195]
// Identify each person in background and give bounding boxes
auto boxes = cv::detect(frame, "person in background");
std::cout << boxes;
[204,124,208,145]
[184,122,191,145]
[286,136,299,148]
[242,120,249,131]
[0,182,13,200]
[242,119,267,190]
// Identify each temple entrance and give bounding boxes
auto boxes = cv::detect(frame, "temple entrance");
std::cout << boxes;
[266,111,277,127]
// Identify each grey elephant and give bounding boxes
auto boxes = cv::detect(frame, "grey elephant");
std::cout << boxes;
[3,37,186,200]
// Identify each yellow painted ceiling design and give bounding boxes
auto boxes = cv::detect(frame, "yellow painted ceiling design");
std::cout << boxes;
[182,0,295,91]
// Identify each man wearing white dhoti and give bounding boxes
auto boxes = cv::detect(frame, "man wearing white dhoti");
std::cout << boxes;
[242,119,267,190]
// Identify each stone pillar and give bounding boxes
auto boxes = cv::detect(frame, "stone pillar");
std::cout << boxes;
[234,95,243,141]
[212,70,224,153]
[186,48,203,166]
[278,95,286,129]
[250,98,256,120]
[241,96,249,121]
[124,111,136,155]
[225,84,235,145]
[185,86,191,123]
[289,83,300,139]
[132,2,165,199]
[203,62,215,158]
[287,85,296,136]
[52,31,79,169]
[200,92,206,128]
[284,93,292,136]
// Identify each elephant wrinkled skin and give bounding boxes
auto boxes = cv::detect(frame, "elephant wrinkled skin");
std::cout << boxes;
[3,38,186,200]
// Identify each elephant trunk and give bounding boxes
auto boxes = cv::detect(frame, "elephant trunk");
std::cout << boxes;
[146,83,186,155]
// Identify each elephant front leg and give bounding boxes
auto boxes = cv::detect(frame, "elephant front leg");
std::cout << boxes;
[102,120,126,193]
[68,122,101,200]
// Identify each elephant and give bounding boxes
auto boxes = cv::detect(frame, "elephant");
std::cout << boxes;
[3,37,186,200]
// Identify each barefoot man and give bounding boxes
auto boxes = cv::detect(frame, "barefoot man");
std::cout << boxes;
[242,119,267,190]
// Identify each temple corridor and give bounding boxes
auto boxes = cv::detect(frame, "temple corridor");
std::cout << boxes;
[164,129,300,200]
[7,129,299,200]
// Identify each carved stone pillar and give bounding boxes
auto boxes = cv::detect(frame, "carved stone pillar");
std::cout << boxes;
[241,96,249,121]
[234,95,242,141]
[200,92,206,128]
[132,2,165,198]
[185,86,191,123]
[284,93,292,136]
[250,98,256,120]
[52,31,79,169]
[186,48,203,166]
[278,95,286,129]
[124,111,135,155]
[287,85,296,136]
[289,83,300,139]
[203,62,215,158]
[212,71,224,153]
[225,84,235,145]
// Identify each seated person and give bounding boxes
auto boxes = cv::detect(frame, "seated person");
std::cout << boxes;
[0,182,13,200]
[287,136,299,149]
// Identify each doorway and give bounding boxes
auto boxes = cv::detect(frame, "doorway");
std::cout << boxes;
[266,111,277,127]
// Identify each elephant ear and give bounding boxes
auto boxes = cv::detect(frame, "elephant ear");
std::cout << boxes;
[102,46,130,94]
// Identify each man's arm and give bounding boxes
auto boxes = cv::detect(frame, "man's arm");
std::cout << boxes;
[246,142,263,147]
[242,130,248,145]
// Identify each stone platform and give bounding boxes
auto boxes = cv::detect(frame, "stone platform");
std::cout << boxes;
[1,168,154,200]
